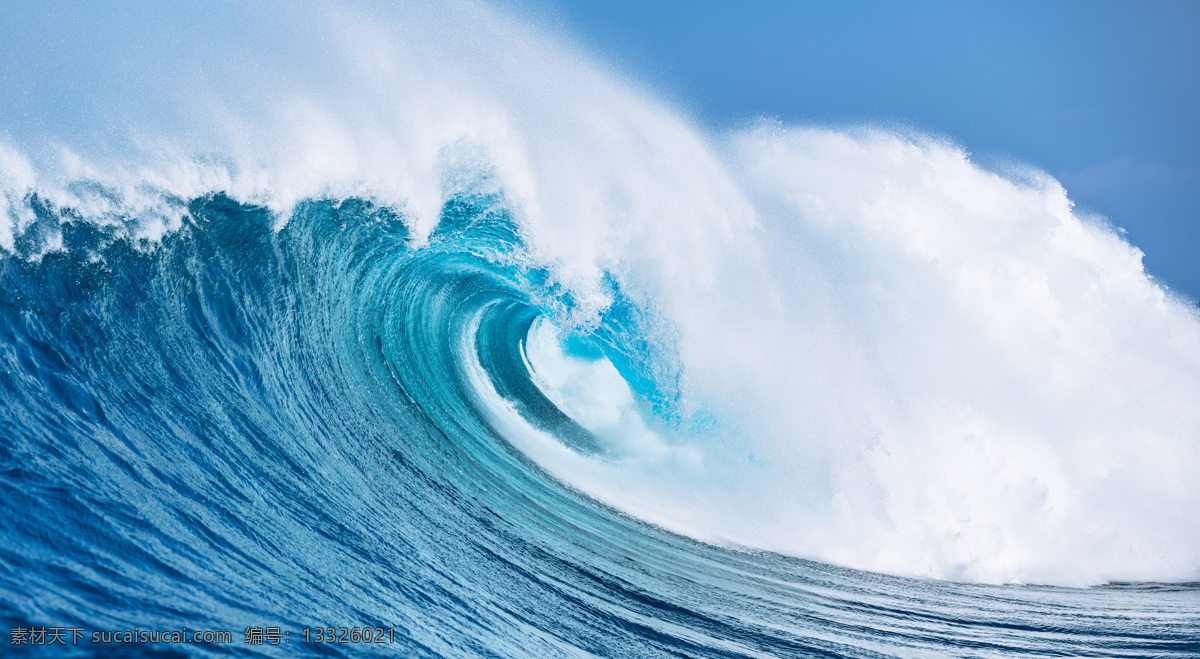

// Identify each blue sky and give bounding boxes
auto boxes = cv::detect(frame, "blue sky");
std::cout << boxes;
[522,0,1200,301]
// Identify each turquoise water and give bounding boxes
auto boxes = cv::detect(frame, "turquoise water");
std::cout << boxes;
[1,192,1197,656]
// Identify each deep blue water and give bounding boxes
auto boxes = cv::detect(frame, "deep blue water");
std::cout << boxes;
[1,190,1198,657]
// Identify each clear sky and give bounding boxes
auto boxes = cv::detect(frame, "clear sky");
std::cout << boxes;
[520,0,1200,301]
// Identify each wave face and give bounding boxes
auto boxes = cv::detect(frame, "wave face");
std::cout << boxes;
[2,0,1200,655]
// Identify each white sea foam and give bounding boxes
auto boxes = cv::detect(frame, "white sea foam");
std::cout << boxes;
[2,0,1198,585]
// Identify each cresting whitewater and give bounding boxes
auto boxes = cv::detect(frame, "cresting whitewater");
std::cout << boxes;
[1,1,1198,657]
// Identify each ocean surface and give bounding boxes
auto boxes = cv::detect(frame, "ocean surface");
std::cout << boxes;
[2,1,1199,656]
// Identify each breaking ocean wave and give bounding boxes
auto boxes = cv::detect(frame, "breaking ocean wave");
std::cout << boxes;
[2,1,1198,655]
